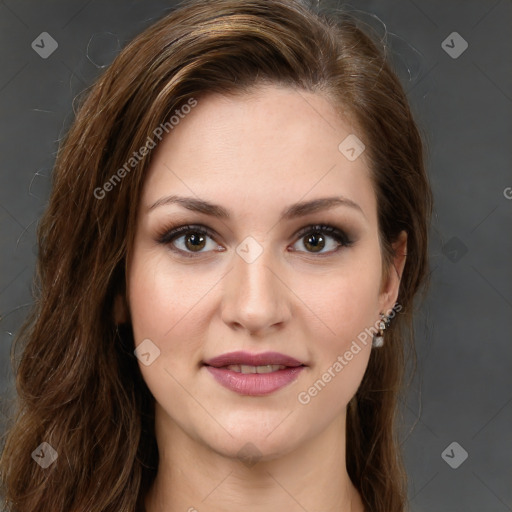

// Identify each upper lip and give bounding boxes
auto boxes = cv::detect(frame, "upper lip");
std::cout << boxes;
[203,351,306,368]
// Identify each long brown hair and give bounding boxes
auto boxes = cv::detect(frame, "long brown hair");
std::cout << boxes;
[0,1,433,511]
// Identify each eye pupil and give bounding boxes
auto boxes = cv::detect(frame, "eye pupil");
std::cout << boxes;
[185,233,206,251]
[304,232,325,253]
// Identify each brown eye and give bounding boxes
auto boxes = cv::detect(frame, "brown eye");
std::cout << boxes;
[183,232,207,252]
[157,224,221,257]
[302,232,326,253]
[291,224,353,255]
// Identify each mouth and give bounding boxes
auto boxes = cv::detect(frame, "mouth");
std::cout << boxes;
[203,350,306,368]
[216,364,291,374]
[202,351,307,396]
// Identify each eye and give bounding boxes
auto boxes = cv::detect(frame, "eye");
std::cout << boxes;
[290,224,353,255]
[156,223,353,258]
[156,224,223,258]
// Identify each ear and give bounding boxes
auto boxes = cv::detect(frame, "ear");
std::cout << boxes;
[114,293,129,324]
[378,230,407,314]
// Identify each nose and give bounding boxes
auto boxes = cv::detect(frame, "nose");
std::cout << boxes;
[220,243,291,335]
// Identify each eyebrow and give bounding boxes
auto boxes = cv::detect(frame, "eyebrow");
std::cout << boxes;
[147,195,366,220]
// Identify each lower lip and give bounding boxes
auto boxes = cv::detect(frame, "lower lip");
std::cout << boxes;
[204,365,305,396]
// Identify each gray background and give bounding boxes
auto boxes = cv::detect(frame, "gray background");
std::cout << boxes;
[1,1,511,511]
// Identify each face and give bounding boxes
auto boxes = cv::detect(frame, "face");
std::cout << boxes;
[124,85,405,461]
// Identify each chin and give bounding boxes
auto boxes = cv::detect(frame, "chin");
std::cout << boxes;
[197,417,307,463]
[212,435,298,465]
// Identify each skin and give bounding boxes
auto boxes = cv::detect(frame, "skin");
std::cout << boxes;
[120,85,407,512]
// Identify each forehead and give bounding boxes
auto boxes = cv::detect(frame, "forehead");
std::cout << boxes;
[141,85,376,224]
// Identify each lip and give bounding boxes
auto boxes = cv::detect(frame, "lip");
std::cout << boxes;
[203,351,305,368]
[203,351,306,396]
[204,366,305,396]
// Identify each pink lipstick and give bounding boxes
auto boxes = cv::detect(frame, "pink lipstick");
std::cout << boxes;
[203,351,306,396]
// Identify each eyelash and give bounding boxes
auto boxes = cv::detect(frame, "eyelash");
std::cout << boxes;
[156,223,354,258]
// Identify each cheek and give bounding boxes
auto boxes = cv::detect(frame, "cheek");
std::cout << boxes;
[292,248,381,409]
[127,249,214,423]
[305,248,382,349]
[127,249,208,368]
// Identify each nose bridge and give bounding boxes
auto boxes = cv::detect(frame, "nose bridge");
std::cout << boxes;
[221,238,290,333]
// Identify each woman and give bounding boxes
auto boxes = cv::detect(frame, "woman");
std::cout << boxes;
[0,0,433,511]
